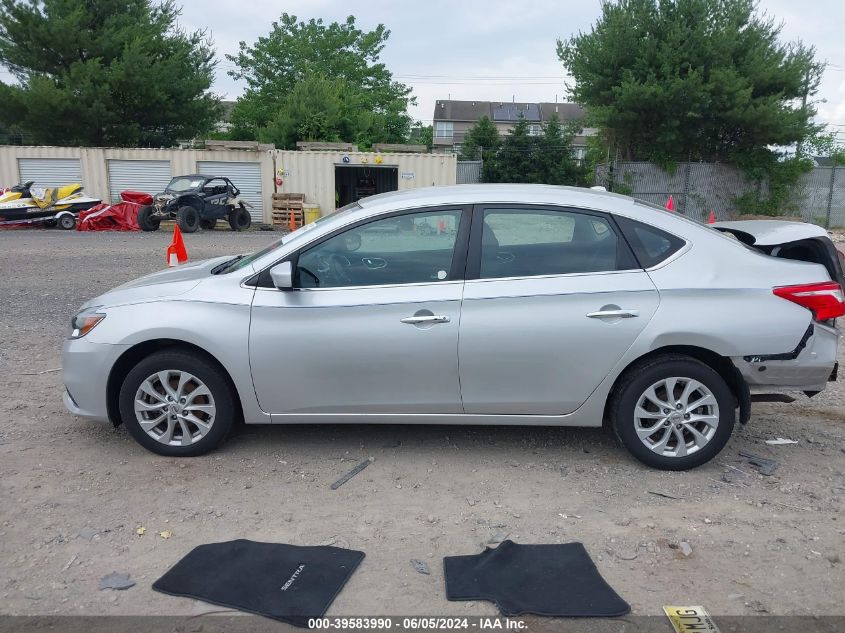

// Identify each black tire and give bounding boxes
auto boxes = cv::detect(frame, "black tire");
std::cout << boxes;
[610,354,735,470]
[228,204,251,231]
[177,205,200,233]
[58,214,76,230]
[118,349,236,457]
[199,218,217,230]
[137,205,160,232]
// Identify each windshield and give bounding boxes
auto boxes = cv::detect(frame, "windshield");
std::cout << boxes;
[166,176,204,193]
[218,202,361,274]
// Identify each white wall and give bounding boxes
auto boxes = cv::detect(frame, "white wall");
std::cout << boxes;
[0,146,458,223]
[274,150,457,216]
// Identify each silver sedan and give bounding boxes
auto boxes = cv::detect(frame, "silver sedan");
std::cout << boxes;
[62,185,844,469]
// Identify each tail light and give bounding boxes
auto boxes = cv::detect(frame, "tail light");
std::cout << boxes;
[773,281,845,321]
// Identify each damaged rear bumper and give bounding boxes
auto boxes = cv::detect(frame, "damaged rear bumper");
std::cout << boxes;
[732,322,840,392]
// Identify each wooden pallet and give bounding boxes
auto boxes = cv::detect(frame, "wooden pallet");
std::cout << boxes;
[271,193,306,228]
[272,209,305,229]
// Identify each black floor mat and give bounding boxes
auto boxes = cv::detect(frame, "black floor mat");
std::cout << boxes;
[153,539,364,627]
[444,540,629,617]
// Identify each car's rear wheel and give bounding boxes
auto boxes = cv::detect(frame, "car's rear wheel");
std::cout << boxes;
[137,205,160,232]
[610,355,735,470]
[177,206,200,233]
[228,204,251,231]
[118,350,235,456]
[199,218,217,230]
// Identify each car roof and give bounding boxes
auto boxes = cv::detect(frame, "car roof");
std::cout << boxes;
[357,184,639,214]
[251,183,738,272]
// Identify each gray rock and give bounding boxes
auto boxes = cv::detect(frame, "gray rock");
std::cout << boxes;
[77,528,99,541]
[678,541,693,557]
[487,529,510,546]
[98,572,135,591]
[410,559,430,575]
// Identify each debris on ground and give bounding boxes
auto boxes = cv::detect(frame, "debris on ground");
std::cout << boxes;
[739,451,778,476]
[608,544,639,561]
[62,554,78,571]
[765,438,799,445]
[330,457,374,490]
[77,528,99,541]
[135,526,146,536]
[487,529,510,546]
[410,559,430,575]
[159,530,172,539]
[98,572,135,590]
[649,490,683,500]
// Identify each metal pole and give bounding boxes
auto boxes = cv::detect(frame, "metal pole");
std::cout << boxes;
[825,165,836,230]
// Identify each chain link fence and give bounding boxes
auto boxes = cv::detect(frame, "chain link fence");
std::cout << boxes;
[595,162,845,228]
[457,160,483,184]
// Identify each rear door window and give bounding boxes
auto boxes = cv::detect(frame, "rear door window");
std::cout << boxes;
[615,216,686,268]
[475,207,637,279]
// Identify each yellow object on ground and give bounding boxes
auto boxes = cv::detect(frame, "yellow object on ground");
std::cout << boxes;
[303,203,321,224]
[663,606,721,633]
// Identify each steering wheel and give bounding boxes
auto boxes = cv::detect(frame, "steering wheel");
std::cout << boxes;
[329,254,352,284]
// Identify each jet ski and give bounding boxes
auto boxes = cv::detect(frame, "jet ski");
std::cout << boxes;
[0,181,102,229]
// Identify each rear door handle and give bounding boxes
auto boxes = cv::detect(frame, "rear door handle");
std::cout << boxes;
[400,315,450,324]
[586,309,639,319]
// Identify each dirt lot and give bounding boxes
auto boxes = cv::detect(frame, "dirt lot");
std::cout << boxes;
[0,229,843,621]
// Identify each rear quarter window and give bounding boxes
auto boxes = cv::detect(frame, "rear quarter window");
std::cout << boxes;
[615,216,686,268]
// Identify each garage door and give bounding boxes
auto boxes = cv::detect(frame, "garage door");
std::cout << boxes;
[107,160,171,203]
[18,158,82,188]
[197,161,263,222]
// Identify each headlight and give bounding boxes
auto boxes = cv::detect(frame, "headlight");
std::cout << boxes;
[70,308,106,339]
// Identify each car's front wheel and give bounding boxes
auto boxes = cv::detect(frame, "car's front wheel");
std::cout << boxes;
[610,354,735,470]
[118,349,236,456]
[137,206,160,232]
[228,204,251,231]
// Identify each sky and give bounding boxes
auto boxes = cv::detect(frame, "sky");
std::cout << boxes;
[3,0,844,139]
[179,0,845,140]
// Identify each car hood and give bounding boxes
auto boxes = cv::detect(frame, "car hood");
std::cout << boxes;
[82,255,235,309]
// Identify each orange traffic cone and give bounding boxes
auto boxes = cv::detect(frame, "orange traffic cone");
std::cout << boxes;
[288,212,297,233]
[707,210,716,224]
[665,195,675,212]
[166,224,188,267]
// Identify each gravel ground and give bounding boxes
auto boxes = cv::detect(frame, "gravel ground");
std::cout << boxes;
[0,228,843,621]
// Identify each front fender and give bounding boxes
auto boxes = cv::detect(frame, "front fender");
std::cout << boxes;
[87,297,267,423]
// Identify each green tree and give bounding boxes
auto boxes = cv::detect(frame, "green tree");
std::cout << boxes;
[557,0,822,166]
[258,75,349,148]
[483,115,584,185]
[412,124,433,151]
[486,116,537,183]
[532,114,587,185]
[0,0,219,146]
[459,115,500,162]
[227,14,413,146]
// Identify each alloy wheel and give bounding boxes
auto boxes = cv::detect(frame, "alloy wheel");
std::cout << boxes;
[133,370,216,446]
[633,376,719,458]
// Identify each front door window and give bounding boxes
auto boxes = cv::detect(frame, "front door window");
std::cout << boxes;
[296,209,463,288]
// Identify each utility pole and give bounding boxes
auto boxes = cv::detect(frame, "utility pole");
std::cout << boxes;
[797,68,810,158]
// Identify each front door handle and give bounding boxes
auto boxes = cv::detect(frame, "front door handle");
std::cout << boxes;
[586,309,640,319]
[400,315,450,325]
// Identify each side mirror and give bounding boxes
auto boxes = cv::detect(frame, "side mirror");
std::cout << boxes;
[269,261,293,290]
